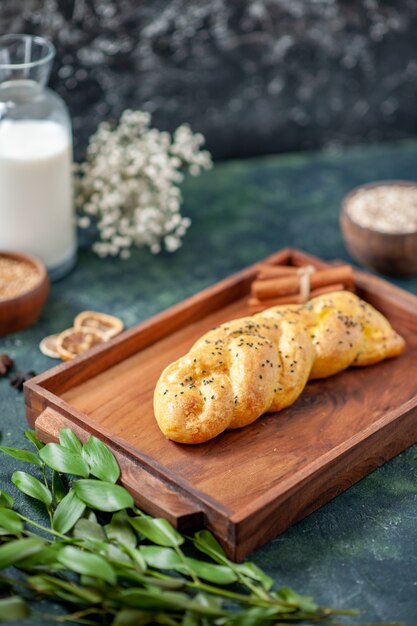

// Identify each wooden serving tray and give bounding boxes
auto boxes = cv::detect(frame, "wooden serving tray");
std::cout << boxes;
[25,248,417,561]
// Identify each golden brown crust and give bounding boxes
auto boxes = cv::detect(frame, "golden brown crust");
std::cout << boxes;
[153,291,406,444]
[306,292,406,368]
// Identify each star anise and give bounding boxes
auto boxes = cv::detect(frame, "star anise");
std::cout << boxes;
[0,354,14,376]
[9,370,37,391]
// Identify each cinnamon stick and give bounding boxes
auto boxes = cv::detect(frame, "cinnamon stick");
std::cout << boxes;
[252,265,353,300]
[248,294,302,308]
[256,264,300,280]
[248,282,348,314]
[308,282,348,297]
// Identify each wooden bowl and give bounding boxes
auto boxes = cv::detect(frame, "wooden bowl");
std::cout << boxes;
[340,181,417,276]
[0,251,49,336]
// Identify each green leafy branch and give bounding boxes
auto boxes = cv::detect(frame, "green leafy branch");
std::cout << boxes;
[0,429,400,625]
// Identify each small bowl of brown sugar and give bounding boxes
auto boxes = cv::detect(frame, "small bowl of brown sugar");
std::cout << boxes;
[0,251,49,336]
[340,180,417,276]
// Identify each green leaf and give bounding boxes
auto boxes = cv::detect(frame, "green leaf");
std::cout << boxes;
[275,587,318,613]
[86,510,98,523]
[28,575,58,594]
[184,557,237,584]
[118,588,191,611]
[181,611,200,626]
[119,588,226,616]
[52,489,86,534]
[28,566,89,605]
[0,596,30,621]
[39,443,89,477]
[129,517,184,547]
[24,430,45,450]
[59,427,83,453]
[73,518,106,542]
[139,546,182,569]
[186,594,227,616]
[111,609,154,626]
[18,543,64,570]
[82,435,120,483]
[193,530,228,566]
[74,479,134,512]
[29,574,102,604]
[104,543,132,565]
[0,491,13,509]
[105,511,137,548]
[119,544,146,572]
[190,592,223,609]
[226,606,287,624]
[0,508,23,535]
[235,561,274,591]
[0,445,41,466]
[0,537,44,569]
[52,470,67,503]
[12,471,52,507]
[138,546,236,584]
[57,545,116,585]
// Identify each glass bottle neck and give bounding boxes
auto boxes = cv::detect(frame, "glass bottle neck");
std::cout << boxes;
[0,35,54,87]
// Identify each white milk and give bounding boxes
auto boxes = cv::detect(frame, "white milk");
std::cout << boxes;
[0,119,76,270]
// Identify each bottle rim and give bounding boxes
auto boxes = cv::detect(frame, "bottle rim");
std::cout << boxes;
[0,34,55,70]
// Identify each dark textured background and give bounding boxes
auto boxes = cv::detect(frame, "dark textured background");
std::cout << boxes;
[1,0,417,159]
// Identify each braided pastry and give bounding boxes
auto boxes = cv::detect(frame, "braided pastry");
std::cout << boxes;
[153,291,405,444]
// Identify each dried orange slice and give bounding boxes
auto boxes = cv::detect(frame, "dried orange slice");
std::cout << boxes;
[74,311,124,338]
[56,327,107,361]
[39,334,60,359]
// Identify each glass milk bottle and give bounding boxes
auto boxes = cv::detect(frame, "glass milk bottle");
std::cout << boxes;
[0,34,76,280]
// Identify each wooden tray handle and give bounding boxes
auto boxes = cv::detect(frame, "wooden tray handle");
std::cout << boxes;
[34,407,204,532]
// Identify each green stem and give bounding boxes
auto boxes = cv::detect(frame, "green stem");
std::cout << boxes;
[174,544,200,585]
[0,573,34,590]
[151,569,288,607]
[154,614,181,626]
[17,513,67,540]
[153,571,358,618]
[235,571,270,599]
[321,607,360,615]
[40,463,54,527]
[41,607,108,624]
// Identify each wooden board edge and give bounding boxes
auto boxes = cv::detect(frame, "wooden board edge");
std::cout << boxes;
[354,269,417,314]
[230,400,417,560]
[230,394,417,525]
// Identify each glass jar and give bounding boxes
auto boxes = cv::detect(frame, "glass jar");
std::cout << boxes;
[0,34,77,280]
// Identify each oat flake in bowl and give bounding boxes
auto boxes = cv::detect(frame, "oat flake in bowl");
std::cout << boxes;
[346,184,417,234]
[341,181,417,276]
[0,256,42,300]
[0,251,49,335]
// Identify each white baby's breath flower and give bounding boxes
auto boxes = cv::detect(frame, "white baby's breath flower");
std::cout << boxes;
[78,216,91,228]
[164,235,181,252]
[74,110,211,259]
[150,243,161,254]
